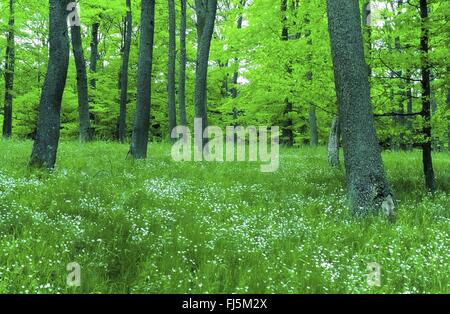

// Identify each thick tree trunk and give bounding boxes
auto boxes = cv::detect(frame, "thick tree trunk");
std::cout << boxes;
[327,0,394,217]
[419,0,435,192]
[178,0,188,127]
[118,0,133,143]
[327,116,340,167]
[30,0,71,169]
[2,0,15,139]
[167,0,177,138]
[130,0,155,159]
[70,24,92,142]
[90,22,99,89]
[194,0,218,150]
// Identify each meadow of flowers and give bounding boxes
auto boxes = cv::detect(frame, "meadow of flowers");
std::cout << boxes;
[0,140,448,293]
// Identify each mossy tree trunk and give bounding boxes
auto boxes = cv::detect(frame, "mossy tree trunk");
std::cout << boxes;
[327,0,394,217]
[118,0,132,143]
[130,0,156,159]
[194,0,218,150]
[178,0,188,127]
[2,0,15,139]
[30,0,71,169]
[167,0,177,138]
[70,23,92,143]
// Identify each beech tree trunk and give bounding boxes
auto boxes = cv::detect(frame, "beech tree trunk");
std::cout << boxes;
[167,0,177,137]
[447,86,450,151]
[280,0,294,147]
[2,0,15,139]
[118,0,132,143]
[194,0,218,150]
[327,116,340,167]
[70,23,92,142]
[178,0,188,127]
[90,22,99,89]
[130,0,156,159]
[327,0,394,217]
[419,0,435,192]
[30,0,71,169]
[230,0,245,99]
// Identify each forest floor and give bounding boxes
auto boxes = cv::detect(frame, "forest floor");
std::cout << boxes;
[0,140,448,293]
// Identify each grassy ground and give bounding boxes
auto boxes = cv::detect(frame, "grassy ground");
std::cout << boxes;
[0,140,448,294]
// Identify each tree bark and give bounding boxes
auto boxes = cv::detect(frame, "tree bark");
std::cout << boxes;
[419,0,435,192]
[90,22,100,89]
[30,0,71,169]
[70,23,92,142]
[194,0,218,150]
[308,106,318,146]
[280,0,294,147]
[167,0,177,138]
[2,0,15,139]
[130,0,156,159]
[327,116,340,167]
[230,0,245,99]
[118,0,133,143]
[305,15,318,147]
[178,0,188,127]
[447,86,450,151]
[327,0,394,217]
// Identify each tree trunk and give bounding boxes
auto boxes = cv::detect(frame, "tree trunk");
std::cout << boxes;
[280,0,294,147]
[130,0,156,159]
[194,0,218,150]
[30,0,71,169]
[305,15,318,147]
[70,23,92,142]
[167,0,177,138]
[447,86,450,151]
[118,0,133,143]
[230,0,245,99]
[178,0,188,127]
[309,106,318,146]
[327,0,394,217]
[2,0,15,139]
[419,0,435,192]
[90,22,99,89]
[327,116,340,167]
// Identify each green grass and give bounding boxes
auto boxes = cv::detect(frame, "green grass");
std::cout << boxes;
[0,140,448,294]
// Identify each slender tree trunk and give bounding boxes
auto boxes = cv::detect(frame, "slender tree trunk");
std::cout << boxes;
[130,0,156,159]
[178,0,188,127]
[90,22,99,89]
[327,116,340,167]
[305,16,318,146]
[194,0,218,150]
[2,0,15,139]
[70,23,92,142]
[419,0,435,192]
[167,0,177,138]
[230,1,245,99]
[327,0,394,217]
[30,0,71,169]
[308,106,318,146]
[118,0,133,143]
[447,86,450,151]
[280,0,294,147]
